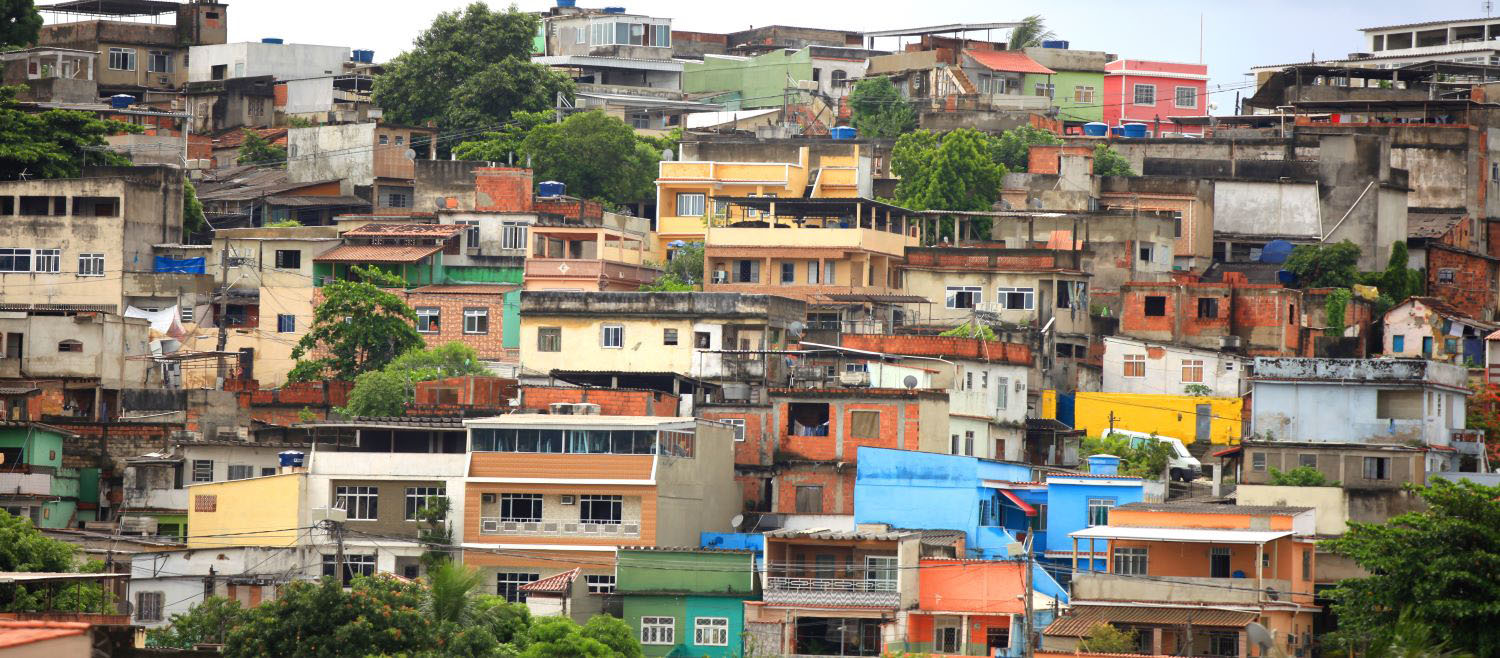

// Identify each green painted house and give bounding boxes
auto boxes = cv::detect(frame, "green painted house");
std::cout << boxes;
[618,548,757,657]
[0,423,88,528]
[1022,46,1110,127]
[683,46,880,112]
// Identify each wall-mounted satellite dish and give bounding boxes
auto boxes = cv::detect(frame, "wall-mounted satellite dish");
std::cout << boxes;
[403,148,417,160]
[661,148,675,161]
[902,375,919,389]
[730,514,744,529]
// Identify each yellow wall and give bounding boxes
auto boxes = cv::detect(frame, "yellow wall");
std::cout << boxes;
[1072,392,1242,445]
[520,316,699,376]
[186,473,305,548]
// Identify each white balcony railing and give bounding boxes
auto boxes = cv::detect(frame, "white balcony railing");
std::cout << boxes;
[767,576,896,592]
[764,576,900,607]
[478,517,640,538]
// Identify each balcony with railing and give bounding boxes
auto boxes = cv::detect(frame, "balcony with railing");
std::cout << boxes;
[478,517,641,539]
[764,576,900,607]
[1072,572,1293,606]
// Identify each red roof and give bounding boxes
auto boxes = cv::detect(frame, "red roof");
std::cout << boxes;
[965,49,1055,75]
[519,568,579,594]
[0,620,89,649]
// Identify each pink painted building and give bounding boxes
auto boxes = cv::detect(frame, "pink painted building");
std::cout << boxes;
[1103,59,1209,136]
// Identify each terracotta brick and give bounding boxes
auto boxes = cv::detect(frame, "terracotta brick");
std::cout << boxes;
[519,387,679,417]
[839,334,1030,365]
[1425,244,1498,319]
[474,168,533,213]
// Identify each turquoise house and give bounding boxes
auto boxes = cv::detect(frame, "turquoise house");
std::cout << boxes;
[0,423,87,528]
[618,548,757,657]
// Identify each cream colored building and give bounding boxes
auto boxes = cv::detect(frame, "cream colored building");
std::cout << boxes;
[180,226,340,387]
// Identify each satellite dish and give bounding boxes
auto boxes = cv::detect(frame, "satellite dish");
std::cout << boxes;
[730,514,744,529]
[403,148,417,160]
[661,148,675,161]
[1028,197,1044,209]
[902,375,919,389]
[1246,623,1274,652]
[787,321,805,338]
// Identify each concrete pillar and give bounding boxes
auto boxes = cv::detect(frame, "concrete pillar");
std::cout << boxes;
[1152,627,1164,655]
[1239,629,1249,658]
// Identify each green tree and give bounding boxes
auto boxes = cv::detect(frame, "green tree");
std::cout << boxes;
[182,176,207,239]
[990,124,1060,171]
[0,0,41,50]
[425,561,484,626]
[940,322,998,341]
[145,596,249,648]
[519,616,613,658]
[1379,241,1424,304]
[1325,287,1352,337]
[1285,240,1362,288]
[1082,434,1175,480]
[414,496,454,568]
[0,85,139,180]
[891,128,1006,241]
[1007,14,1056,50]
[473,595,532,647]
[580,615,643,658]
[1183,383,1213,396]
[373,3,573,138]
[510,110,659,206]
[224,575,498,658]
[0,510,111,613]
[1093,145,1135,176]
[1322,478,1500,656]
[451,110,554,162]
[343,342,490,416]
[638,274,695,292]
[235,128,285,165]
[287,266,424,382]
[1268,466,1338,487]
[1079,623,1137,653]
[847,76,916,139]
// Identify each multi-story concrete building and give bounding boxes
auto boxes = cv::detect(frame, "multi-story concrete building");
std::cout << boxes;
[1102,59,1208,136]
[187,41,350,83]
[1382,296,1496,366]
[0,422,89,529]
[121,441,291,540]
[1101,335,1249,398]
[0,310,155,421]
[1023,45,1108,128]
[286,121,437,213]
[37,0,227,96]
[460,414,739,619]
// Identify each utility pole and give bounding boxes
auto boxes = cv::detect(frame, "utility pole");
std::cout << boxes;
[332,519,346,586]
[1023,531,1035,658]
[1108,411,1117,437]
[214,243,230,388]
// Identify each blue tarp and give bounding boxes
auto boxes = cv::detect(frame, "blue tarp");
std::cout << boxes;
[154,256,205,274]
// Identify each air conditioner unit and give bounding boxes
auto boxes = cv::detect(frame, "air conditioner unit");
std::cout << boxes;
[1220,335,1243,351]
[549,402,576,415]
[119,516,159,535]
[711,271,728,284]
[838,371,870,387]
[481,493,497,504]
[573,403,600,415]
[560,495,576,505]
[481,519,498,532]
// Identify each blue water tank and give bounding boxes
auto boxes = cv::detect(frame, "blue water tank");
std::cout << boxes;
[538,180,566,197]
[1122,123,1149,138]
[108,94,134,109]
[1041,40,1070,49]
[1110,125,1126,137]
[555,0,576,6]
[277,451,305,468]
[1261,239,1295,264]
[602,6,626,13]
[261,37,284,44]
[1086,454,1122,475]
[830,126,857,140]
[352,49,374,63]
[1082,122,1108,137]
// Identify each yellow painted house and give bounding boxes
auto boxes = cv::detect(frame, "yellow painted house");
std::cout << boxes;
[654,144,865,257]
[186,472,307,549]
[1047,391,1243,446]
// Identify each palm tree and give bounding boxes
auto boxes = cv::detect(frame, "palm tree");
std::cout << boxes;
[424,560,485,626]
[1007,15,1055,50]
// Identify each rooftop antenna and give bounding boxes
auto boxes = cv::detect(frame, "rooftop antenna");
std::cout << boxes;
[1488,0,1495,16]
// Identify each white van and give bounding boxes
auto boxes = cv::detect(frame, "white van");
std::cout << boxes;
[1104,430,1203,482]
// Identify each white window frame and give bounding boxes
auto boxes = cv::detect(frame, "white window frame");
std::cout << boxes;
[585,574,615,594]
[946,286,981,309]
[499,493,542,522]
[865,555,898,590]
[335,485,378,521]
[0,248,32,273]
[496,572,538,602]
[226,464,253,480]
[602,324,624,349]
[33,249,59,273]
[1174,85,1198,108]
[147,50,172,73]
[641,616,675,645]
[722,418,746,442]
[997,287,1035,310]
[1074,85,1095,103]
[276,314,295,333]
[676,192,706,217]
[501,222,527,250]
[455,220,480,250]
[78,252,104,276]
[694,616,729,647]
[1087,498,1114,526]
[190,459,213,483]
[416,307,440,333]
[1181,359,1204,383]
[1133,83,1156,106]
[108,47,136,71]
[180,305,194,324]
[463,308,489,335]
[1113,546,1148,575]
[1123,354,1146,378]
[404,486,446,521]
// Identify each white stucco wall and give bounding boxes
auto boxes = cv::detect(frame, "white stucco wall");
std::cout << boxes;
[1213,180,1320,238]
[1102,336,1246,397]
[187,42,350,83]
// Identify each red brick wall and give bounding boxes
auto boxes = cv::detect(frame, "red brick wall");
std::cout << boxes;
[398,290,509,360]
[534,197,603,221]
[1427,245,1498,319]
[774,467,855,515]
[474,167,533,213]
[840,334,1030,365]
[1026,144,1094,174]
[517,387,679,417]
[415,376,518,406]
[698,408,772,466]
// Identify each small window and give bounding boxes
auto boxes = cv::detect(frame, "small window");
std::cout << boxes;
[416,307,440,333]
[585,574,615,594]
[33,249,59,273]
[676,193,706,217]
[78,253,104,276]
[226,465,253,480]
[1363,456,1390,480]
[695,331,711,349]
[1087,498,1113,526]
[274,250,301,269]
[1144,296,1167,316]
[1139,245,1154,263]
[1113,547,1148,575]
[180,305,194,324]
[537,326,561,352]
[997,287,1034,310]
[1174,86,1198,108]
[334,485,378,520]
[191,459,213,482]
[108,47,136,71]
[1437,268,1456,283]
[831,69,848,88]
[946,286,981,309]
[276,314,295,333]
[395,136,404,146]
[795,485,823,513]
[1252,452,1267,472]
[695,617,729,647]
[404,486,446,521]
[601,324,623,348]
[721,418,746,442]
[1133,83,1156,105]
[379,134,389,145]
[1298,454,1318,468]
[1123,354,1145,378]
[147,50,172,73]
[1197,297,1219,318]
[788,403,830,437]
[641,616,675,645]
[1073,85,1095,103]
[1181,359,1204,383]
[464,308,489,335]
[57,339,82,353]
[850,410,880,439]
[496,572,540,603]
[663,328,678,345]
[136,591,164,622]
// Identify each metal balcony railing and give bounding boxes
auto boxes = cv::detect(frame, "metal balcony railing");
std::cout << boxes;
[764,576,900,607]
[767,576,897,592]
[478,517,640,538]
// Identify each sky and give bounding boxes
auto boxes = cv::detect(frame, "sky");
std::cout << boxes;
[200,0,1477,113]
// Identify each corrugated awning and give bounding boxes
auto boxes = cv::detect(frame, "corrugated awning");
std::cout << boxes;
[313,244,443,264]
[519,568,579,594]
[1044,605,1258,637]
[1069,526,1292,544]
[998,489,1036,517]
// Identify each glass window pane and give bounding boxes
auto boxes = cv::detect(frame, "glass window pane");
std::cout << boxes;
[588,430,611,453]
[612,431,633,454]
[516,430,540,452]
[634,431,656,454]
[539,430,564,453]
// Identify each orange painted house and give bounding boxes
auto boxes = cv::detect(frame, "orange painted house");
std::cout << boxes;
[1050,502,1319,657]
[894,559,1059,658]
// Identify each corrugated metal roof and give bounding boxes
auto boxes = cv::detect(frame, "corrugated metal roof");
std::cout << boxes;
[519,568,579,593]
[312,243,443,263]
[1068,526,1293,544]
[343,223,465,238]
[1044,605,1257,637]
[965,49,1056,75]
[765,528,911,541]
